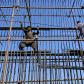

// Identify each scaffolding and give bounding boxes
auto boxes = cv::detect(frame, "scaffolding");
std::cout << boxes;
[0,0,84,84]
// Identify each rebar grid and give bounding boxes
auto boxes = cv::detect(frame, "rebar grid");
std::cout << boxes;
[0,0,84,84]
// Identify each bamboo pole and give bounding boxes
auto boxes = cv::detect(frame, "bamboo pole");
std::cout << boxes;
[0,6,82,9]
[2,6,15,84]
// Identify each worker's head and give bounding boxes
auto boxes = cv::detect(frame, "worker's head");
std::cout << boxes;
[27,26,32,31]
[17,81,22,84]
[77,21,80,24]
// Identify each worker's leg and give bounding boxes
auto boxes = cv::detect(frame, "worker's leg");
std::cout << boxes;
[19,42,26,81]
[83,34,84,38]
[79,28,84,38]
[31,41,39,63]
[31,42,36,51]
[82,56,84,66]
[81,29,84,39]
[19,41,26,50]
[31,38,38,51]
[79,32,84,39]
[81,34,84,39]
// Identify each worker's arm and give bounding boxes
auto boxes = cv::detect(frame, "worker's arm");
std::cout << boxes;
[20,21,27,34]
[75,24,81,30]
[76,23,84,29]
[33,28,39,35]
[76,26,79,30]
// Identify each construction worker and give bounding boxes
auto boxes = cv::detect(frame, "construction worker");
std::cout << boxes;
[19,22,39,51]
[76,21,84,39]
[76,21,84,66]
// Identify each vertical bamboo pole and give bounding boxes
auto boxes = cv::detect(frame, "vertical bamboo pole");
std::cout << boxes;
[2,6,15,84]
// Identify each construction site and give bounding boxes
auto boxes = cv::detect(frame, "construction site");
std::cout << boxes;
[0,0,84,84]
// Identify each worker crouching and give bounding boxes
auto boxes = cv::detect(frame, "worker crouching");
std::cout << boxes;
[19,22,39,51]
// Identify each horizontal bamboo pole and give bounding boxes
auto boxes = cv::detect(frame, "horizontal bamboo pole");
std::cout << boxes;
[1,39,84,41]
[0,14,83,17]
[0,50,83,56]
[0,27,77,30]
[0,78,84,83]
[0,6,83,9]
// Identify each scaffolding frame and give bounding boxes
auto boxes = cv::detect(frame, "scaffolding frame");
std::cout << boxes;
[0,0,84,84]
